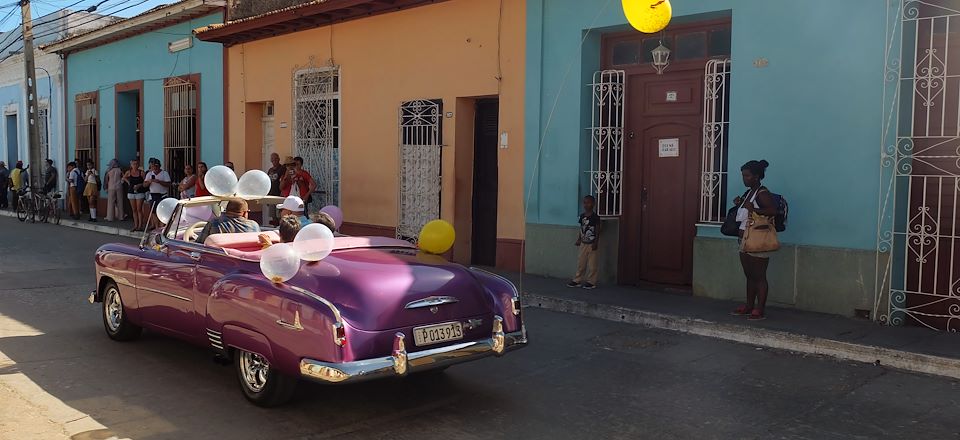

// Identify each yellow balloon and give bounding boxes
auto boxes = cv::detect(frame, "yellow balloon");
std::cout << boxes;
[622,0,672,34]
[418,220,456,255]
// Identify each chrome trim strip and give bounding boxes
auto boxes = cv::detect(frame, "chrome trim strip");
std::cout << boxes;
[276,310,304,331]
[206,329,224,349]
[404,296,460,309]
[140,286,192,302]
[287,285,343,325]
[300,328,528,384]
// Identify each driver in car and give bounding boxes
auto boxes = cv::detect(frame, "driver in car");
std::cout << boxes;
[195,198,261,244]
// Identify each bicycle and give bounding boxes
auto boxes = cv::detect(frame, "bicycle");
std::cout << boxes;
[44,191,61,225]
[15,188,37,223]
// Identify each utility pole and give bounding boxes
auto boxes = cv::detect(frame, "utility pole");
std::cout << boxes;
[20,0,42,191]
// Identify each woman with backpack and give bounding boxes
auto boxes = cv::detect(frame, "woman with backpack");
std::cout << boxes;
[83,159,100,222]
[731,160,779,321]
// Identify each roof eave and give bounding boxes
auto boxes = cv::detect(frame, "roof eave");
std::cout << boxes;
[43,0,226,54]
[195,0,445,46]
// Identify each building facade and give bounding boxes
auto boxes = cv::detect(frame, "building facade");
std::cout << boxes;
[0,9,118,189]
[46,0,225,197]
[196,0,526,271]
[525,0,960,328]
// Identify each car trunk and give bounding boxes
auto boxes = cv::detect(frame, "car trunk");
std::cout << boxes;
[295,247,495,331]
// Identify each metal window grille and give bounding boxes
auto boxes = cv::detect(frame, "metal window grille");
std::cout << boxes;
[397,99,442,243]
[163,77,198,198]
[700,58,732,223]
[587,70,626,217]
[876,0,960,330]
[294,67,339,212]
[74,92,97,168]
[38,106,49,160]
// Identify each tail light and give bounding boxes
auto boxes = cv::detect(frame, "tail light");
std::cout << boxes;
[332,322,346,346]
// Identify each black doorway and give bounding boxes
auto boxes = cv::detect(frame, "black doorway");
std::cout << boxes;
[471,99,499,266]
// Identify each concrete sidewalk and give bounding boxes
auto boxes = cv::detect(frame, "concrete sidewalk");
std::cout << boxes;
[0,208,143,239]
[508,273,960,380]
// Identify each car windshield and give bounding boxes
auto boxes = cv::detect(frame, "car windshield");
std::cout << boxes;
[162,198,281,243]
[165,202,221,241]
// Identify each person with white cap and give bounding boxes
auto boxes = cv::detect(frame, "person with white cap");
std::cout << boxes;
[277,195,311,228]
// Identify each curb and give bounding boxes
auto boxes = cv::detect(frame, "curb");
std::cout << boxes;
[524,293,960,381]
[0,209,143,239]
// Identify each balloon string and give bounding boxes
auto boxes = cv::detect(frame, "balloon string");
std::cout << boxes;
[520,0,615,298]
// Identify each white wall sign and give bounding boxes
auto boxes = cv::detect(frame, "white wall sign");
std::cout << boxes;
[658,138,679,157]
[666,91,678,102]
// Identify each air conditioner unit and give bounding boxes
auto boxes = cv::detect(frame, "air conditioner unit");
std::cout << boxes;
[168,37,193,53]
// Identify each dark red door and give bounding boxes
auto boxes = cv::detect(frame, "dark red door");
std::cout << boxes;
[620,71,703,286]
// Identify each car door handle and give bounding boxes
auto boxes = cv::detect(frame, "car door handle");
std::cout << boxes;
[189,252,201,261]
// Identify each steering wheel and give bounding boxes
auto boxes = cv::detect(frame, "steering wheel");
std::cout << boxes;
[184,221,207,243]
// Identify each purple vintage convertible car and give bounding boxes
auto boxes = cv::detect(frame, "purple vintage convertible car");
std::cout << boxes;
[90,195,527,406]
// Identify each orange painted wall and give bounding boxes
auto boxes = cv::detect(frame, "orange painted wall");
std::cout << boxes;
[224,0,525,240]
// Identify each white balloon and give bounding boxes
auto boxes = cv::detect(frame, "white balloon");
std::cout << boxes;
[260,243,301,283]
[205,165,238,197]
[155,198,179,225]
[293,223,335,262]
[237,169,271,197]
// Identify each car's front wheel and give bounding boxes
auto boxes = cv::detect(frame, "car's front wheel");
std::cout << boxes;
[235,349,297,407]
[102,281,142,341]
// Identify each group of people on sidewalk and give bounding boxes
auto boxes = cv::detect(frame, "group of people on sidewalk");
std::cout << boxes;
[568,159,780,321]
[2,152,321,233]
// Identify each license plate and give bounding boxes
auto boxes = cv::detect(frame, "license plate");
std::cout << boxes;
[413,322,464,346]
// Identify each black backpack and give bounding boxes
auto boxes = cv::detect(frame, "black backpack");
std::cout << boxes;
[768,191,788,232]
[94,173,102,192]
[721,188,789,235]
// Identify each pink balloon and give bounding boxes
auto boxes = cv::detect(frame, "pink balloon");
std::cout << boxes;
[320,205,343,231]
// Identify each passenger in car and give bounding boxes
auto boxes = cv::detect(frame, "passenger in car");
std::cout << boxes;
[196,198,261,244]
[258,215,302,249]
[277,195,311,228]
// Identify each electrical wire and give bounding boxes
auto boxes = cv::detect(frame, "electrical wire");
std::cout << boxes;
[0,0,88,55]
[0,0,147,56]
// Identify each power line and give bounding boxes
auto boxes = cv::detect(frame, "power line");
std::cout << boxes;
[0,0,145,57]
[0,0,84,53]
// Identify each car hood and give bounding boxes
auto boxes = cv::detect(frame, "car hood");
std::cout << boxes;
[287,247,495,331]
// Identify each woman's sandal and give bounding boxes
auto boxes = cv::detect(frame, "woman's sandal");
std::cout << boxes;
[731,305,751,316]
[747,309,766,321]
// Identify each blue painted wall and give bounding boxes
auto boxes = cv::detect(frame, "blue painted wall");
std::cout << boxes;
[525,0,886,251]
[66,12,224,184]
[0,71,62,175]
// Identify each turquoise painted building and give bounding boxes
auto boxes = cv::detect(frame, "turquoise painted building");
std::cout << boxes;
[525,0,958,326]
[46,0,225,196]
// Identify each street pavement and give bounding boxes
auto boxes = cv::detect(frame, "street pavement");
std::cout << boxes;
[1,217,960,439]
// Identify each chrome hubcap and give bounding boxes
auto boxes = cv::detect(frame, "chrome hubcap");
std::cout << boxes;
[105,288,122,332]
[239,351,269,393]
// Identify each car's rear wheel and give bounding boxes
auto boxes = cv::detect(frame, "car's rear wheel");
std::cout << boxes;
[235,349,297,407]
[102,281,142,341]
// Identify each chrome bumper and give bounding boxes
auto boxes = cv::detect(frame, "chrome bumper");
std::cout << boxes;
[300,316,528,384]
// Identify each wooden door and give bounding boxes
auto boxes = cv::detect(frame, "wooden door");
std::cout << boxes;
[620,71,703,285]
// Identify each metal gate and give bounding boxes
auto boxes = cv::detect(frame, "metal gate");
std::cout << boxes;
[700,58,731,224]
[397,99,442,242]
[877,0,960,330]
[163,77,197,197]
[294,67,339,211]
[74,92,97,170]
[587,70,625,217]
